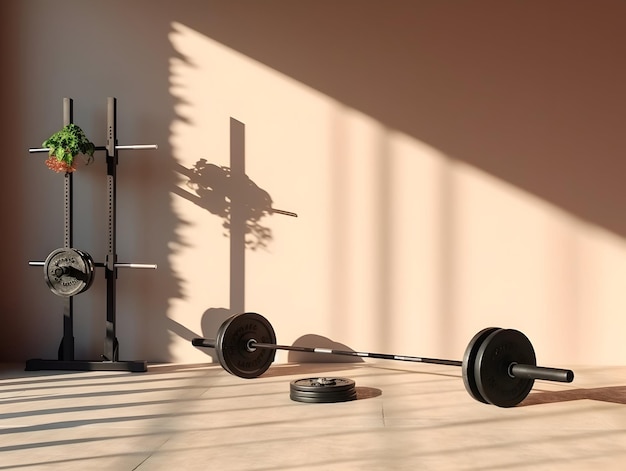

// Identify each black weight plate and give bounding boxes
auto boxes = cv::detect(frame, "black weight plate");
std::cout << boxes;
[43,248,95,297]
[474,328,537,408]
[462,327,501,405]
[73,249,95,294]
[290,377,356,393]
[290,390,358,403]
[215,312,277,379]
[290,377,357,403]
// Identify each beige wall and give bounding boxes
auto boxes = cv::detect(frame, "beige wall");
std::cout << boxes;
[2,0,625,367]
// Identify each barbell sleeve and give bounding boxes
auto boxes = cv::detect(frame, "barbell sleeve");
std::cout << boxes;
[28,147,57,153]
[28,144,158,153]
[96,262,158,269]
[113,144,158,150]
[117,263,158,269]
[509,363,574,383]
[192,338,215,348]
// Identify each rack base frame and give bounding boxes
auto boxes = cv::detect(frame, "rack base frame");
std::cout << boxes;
[25,359,148,373]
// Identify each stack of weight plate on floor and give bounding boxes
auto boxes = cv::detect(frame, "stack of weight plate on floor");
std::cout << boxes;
[290,377,357,403]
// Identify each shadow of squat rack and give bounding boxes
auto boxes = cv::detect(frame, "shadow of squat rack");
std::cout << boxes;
[26,97,157,373]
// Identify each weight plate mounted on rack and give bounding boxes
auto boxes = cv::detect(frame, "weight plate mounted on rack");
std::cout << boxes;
[43,248,95,297]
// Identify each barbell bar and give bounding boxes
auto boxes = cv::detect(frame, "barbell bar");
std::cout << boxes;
[194,338,463,367]
[191,312,575,407]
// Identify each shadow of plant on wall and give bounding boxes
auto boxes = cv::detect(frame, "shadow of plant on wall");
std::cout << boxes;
[176,158,277,250]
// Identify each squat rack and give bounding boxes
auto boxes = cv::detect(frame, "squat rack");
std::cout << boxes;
[26,97,157,372]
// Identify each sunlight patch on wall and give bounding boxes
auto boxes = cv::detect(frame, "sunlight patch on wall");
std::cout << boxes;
[449,161,626,362]
[168,22,626,365]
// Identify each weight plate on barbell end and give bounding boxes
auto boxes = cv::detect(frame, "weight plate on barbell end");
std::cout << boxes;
[462,327,501,405]
[43,248,95,297]
[216,312,277,379]
[290,377,357,403]
[474,328,537,408]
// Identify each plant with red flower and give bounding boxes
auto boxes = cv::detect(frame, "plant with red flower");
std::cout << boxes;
[42,124,95,173]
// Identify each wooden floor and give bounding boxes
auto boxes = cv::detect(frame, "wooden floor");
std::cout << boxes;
[1,361,625,470]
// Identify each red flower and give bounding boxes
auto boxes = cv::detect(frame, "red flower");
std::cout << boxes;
[45,156,76,173]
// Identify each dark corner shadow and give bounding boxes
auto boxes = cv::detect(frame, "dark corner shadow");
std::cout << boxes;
[520,385,626,407]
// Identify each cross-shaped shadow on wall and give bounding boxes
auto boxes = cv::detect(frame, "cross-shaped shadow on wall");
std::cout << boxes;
[171,118,293,359]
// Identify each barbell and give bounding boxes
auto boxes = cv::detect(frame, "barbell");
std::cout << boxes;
[29,247,157,297]
[192,312,574,408]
